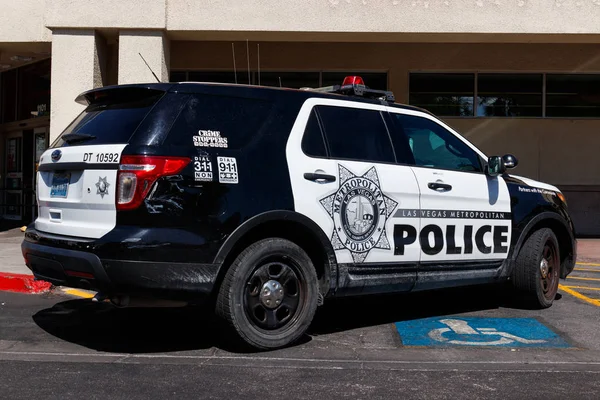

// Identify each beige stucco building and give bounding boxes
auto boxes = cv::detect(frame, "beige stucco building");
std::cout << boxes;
[1,0,600,234]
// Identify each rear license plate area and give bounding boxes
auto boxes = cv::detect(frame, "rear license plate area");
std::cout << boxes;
[50,172,70,198]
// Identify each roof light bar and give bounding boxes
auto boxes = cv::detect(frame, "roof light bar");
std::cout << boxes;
[301,76,395,102]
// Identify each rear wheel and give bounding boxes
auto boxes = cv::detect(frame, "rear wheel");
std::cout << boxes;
[216,238,319,350]
[512,228,560,308]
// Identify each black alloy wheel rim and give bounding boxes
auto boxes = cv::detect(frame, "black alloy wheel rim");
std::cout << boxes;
[244,259,303,331]
[540,240,559,300]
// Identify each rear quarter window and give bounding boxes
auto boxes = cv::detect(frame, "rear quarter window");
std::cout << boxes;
[165,94,274,150]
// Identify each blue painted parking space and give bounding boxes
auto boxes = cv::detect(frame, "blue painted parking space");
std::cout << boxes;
[395,317,571,348]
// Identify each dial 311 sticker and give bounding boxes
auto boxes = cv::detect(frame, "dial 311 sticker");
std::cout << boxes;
[217,157,238,184]
[194,156,213,182]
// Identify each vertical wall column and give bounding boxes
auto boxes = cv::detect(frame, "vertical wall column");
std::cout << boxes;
[118,30,169,84]
[49,29,107,142]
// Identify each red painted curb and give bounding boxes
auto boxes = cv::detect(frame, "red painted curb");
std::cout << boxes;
[0,273,52,294]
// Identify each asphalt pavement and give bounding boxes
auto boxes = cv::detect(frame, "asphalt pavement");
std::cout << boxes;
[1,282,599,399]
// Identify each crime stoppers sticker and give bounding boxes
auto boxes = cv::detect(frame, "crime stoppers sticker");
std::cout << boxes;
[217,157,238,184]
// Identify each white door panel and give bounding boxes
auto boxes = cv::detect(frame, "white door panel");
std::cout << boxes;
[410,167,512,262]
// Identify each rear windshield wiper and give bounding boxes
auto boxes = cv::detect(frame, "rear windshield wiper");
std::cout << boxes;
[61,133,97,144]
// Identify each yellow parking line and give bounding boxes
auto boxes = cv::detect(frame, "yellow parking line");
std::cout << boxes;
[563,285,600,292]
[567,276,600,282]
[574,268,600,272]
[62,288,95,299]
[576,262,600,267]
[559,284,600,307]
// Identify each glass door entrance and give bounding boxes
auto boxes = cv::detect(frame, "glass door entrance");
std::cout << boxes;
[4,134,23,220]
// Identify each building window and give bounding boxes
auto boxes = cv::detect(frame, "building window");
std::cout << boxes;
[477,74,543,117]
[410,72,600,119]
[409,73,474,117]
[546,74,600,118]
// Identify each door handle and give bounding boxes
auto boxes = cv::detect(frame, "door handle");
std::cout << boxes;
[428,182,452,192]
[304,172,336,183]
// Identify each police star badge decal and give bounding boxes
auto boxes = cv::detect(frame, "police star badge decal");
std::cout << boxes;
[320,165,398,263]
[95,176,110,198]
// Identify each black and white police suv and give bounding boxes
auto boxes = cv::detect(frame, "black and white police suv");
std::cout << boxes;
[22,76,576,349]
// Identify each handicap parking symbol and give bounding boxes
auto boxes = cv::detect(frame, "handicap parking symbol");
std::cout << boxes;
[395,317,571,348]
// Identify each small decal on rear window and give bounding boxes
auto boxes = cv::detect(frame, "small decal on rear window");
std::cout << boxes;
[193,130,228,148]
[217,157,238,184]
[194,156,213,182]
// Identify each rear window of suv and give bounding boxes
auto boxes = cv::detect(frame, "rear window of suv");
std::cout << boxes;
[51,88,165,148]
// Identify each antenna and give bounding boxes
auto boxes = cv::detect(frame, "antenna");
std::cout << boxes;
[139,53,160,83]
[257,44,261,86]
[231,43,238,84]
[246,39,251,85]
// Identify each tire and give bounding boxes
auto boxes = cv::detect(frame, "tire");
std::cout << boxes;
[215,238,319,350]
[512,228,561,309]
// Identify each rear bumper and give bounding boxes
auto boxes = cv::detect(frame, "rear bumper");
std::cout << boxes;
[21,231,219,300]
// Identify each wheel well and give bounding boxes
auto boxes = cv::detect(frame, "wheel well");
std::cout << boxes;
[214,220,334,300]
[523,218,574,276]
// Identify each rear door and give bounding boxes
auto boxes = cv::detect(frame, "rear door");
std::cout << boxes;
[286,98,421,292]
[36,87,166,239]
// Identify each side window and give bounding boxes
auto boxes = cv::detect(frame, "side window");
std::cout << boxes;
[391,113,482,172]
[301,109,327,157]
[317,105,395,164]
[166,94,274,149]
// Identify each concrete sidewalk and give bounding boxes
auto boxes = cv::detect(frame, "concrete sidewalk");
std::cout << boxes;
[0,228,29,275]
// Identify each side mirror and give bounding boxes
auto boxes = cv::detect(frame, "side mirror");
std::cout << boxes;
[502,154,518,169]
[486,156,506,177]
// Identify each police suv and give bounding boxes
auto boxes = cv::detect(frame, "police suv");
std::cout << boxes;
[22,76,576,349]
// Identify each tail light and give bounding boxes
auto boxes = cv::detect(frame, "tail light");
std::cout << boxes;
[117,155,190,211]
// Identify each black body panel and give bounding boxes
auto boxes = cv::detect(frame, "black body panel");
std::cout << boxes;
[22,228,218,300]
[503,175,576,278]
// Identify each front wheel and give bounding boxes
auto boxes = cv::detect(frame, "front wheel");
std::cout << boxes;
[512,228,561,308]
[216,238,319,350]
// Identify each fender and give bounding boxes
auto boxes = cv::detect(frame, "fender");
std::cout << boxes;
[505,211,576,278]
[213,210,338,294]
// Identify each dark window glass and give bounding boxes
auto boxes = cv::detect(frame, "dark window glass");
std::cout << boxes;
[546,74,600,118]
[188,71,238,84]
[322,72,388,91]
[317,106,395,164]
[477,74,542,117]
[391,113,481,172]
[166,94,274,150]
[1,69,18,123]
[170,71,187,82]
[301,109,327,157]
[260,72,320,89]
[409,73,474,117]
[17,59,51,120]
[52,89,164,147]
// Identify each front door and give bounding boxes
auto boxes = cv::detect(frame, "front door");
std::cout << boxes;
[286,99,421,293]
[387,111,512,269]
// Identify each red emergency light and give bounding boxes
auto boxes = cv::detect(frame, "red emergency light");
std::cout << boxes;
[342,76,365,86]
